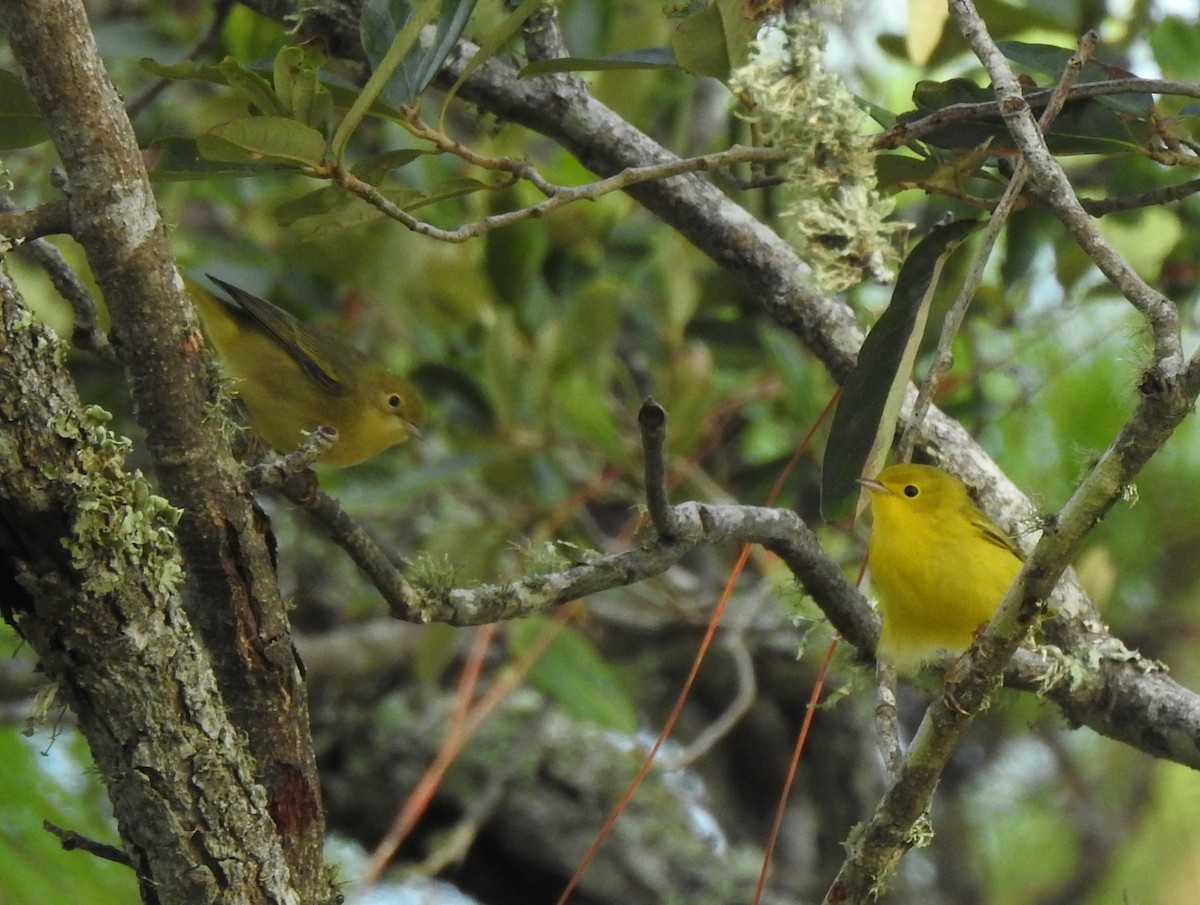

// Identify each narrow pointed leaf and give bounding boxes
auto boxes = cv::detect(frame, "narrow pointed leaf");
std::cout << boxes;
[821,219,978,522]
[361,0,479,108]
[334,0,441,160]
[437,0,542,126]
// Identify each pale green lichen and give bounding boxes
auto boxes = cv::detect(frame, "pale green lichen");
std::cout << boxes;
[55,405,185,600]
[1034,632,1165,697]
[407,551,460,594]
[729,19,901,292]
[905,811,935,848]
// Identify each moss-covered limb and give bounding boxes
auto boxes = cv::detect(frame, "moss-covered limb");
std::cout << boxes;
[0,1,333,900]
[0,272,301,905]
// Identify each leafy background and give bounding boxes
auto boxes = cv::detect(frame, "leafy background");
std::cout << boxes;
[3,0,1200,902]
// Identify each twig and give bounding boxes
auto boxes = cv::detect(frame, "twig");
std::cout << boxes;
[0,198,71,241]
[952,5,1183,375]
[898,31,1097,460]
[0,196,115,361]
[333,145,789,244]
[638,398,678,539]
[401,107,560,195]
[246,427,338,488]
[874,662,902,781]
[1078,177,1200,214]
[278,479,419,610]
[43,821,132,868]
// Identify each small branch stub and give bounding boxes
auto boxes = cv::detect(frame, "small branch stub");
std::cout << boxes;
[638,398,679,539]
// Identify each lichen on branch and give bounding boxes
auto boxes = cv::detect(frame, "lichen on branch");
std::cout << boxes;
[730,19,901,292]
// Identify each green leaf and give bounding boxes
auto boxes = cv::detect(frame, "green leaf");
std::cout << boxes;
[334,0,442,160]
[148,136,291,180]
[273,185,361,226]
[1150,16,1200,83]
[198,116,327,169]
[218,56,286,116]
[855,94,901,131]
[140,57,224,83]
[0,69,49,149]
[437,0,542,126]
[510,618,638,733]
[520,47,678,78]
[141,56,410,131]
[362,0,479,107]
[670,0,760,79]
[553,370,621,455]
[904,76,1139,155]
[671,2,729,80]
[351,148,430,184]
[821,219,979,522]
[274,45,332,130]
[874,153,939,193]
[997,40,1152,116]
[0,727,137,903]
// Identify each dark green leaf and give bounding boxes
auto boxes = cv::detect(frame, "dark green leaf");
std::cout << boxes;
[275,177,493,236]
[351,148,429,184]
[874,153,939,192]
[218,57,286,116]
[361,0,479,107]
[821,219,979,522]
[904,76,1139,155]
[0,69,49,149]
[997,40,1152,116]
[148,136,291,180]
[438,0,541,121]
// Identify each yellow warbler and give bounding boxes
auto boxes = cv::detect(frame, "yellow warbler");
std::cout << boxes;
[858,464,1022,672]
[186,274,425,467]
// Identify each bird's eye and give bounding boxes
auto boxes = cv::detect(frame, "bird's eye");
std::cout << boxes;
[903,484,919,498]
[388,394,402,409]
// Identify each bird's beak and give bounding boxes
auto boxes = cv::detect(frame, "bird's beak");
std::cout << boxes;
[856,476,886,495]
[405,419,424,440]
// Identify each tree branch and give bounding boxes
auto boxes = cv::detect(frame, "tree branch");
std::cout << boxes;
[952,4,1183,375]
[1,1,335,899]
